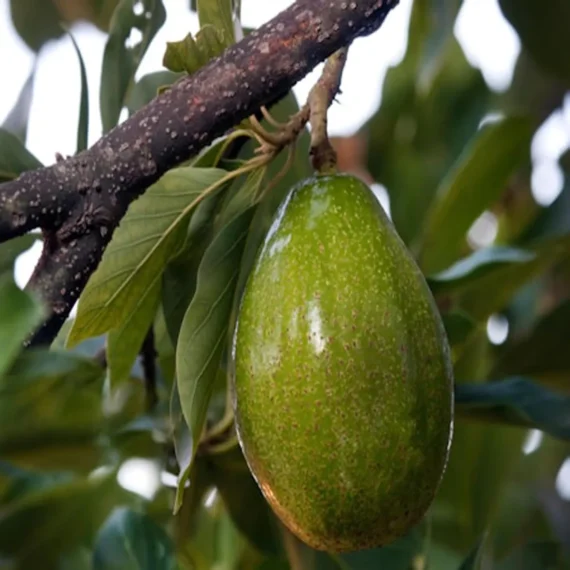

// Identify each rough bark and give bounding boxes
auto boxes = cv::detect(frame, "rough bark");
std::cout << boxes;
[0,0,399,346]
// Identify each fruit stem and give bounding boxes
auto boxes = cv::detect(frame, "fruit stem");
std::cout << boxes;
[307,47,348,174]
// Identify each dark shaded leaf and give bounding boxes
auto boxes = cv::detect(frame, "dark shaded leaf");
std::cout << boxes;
[175,206,255,508]
[2,66,35,142]
[68,167,227,346]
[457,537,486,569]
[0,350,105,471]
[0,128,43,182]
[492,300,570,386]
[93,508,177,570]
[68,32,90,153]
[456,377,570,439]
[499,0,570,86]
[441,310,477,347]
[0,472,122,567]
[0,276,44,375]
[208,443,282,556]
[496,541,566,570]
[419,116,534,273]
[100,0,166,132]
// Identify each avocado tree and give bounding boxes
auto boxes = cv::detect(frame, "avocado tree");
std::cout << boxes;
[1,0,570,568]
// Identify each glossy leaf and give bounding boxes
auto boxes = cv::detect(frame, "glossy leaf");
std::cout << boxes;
[420,116,533,273]
[100,0,166,132]
[68,32,90,153]
[107,280,161,388]
[2,66,35,142]
[175,207,255,506]
[499,0,570,86]
[0,128,43,182]
[456,377,570,439]
[0,472,122,567]
[0,276,44,375]
[67,167,227,346]
[0,350,105,471]
[430,235,570,320]
[429,247,536,294]
[93,508,177,570]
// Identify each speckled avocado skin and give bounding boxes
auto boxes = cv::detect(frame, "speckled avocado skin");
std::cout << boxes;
[231,174,454,552]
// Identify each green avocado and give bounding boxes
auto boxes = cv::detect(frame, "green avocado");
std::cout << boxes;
[231,174,454,552]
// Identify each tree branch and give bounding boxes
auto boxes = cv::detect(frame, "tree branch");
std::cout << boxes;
[0,0,399,346]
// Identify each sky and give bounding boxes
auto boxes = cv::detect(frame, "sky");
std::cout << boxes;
[1,0,569,499]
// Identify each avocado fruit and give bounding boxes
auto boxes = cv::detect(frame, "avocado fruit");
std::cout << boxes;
[231,174,454,552]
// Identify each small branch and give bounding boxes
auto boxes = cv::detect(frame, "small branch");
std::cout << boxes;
[141,328,158,411]
[308,47,348,173]
[0,0,399,346]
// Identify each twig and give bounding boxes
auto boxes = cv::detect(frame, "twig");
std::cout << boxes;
[0,0,399,347]
[308,48,348,173]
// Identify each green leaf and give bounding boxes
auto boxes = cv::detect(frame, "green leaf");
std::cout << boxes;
[100,0,166,132]
[107,280,161,389]
[2,66,35,142]
[419,116,534,273]
[456,377,570,439]
[9,0,63,51]
[174,206,255,509]
[126,71,182,115]
[0,275,44,375]
[499,0,570,86]
[163,26,227,75]
[0,472,122,567]
[0,128,43,182]
[68,31,90,153]
[0,233,39,276]
[93,508,177,570]
[197,0,235,44]
[430,235,570,321]
[67,167,227,346]
[429,247,536,294]
[0,350,105,471]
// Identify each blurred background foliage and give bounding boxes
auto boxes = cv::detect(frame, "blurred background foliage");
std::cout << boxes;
[1,0,570,569]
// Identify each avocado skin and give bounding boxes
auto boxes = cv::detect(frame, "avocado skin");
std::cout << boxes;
[231,174,453,552]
